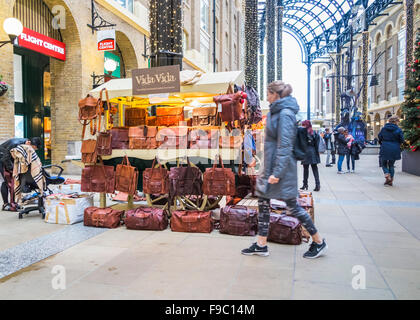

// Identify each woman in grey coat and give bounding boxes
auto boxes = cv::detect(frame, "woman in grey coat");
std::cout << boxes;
[241,81,327,259]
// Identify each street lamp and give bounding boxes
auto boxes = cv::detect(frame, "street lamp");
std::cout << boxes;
[0,18,23,48]
[91,59,118,89]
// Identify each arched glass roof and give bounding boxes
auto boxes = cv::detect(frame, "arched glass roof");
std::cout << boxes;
[258,0,395,62]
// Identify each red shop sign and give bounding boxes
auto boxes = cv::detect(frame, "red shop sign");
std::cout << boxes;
[17,28,66,61]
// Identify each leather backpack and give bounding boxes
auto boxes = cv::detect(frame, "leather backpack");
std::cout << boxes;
[125,108,147,127]
[115,156,139,195]
[268,213,302,245]
[84,207,124,229]
[111,127,129,149]
[213,86,243,123]
[81,139,98,164]
[143,157,169,195]
[96,131,112,156]
[129,126,160,149]
[169,158,203,198]
[79,94,100,122]
[203,156,235,196]
[170,210,213,233]
[81,157,116,194]
[124,207,168,231]
[156,106,184,127]
[220,205,258,236]
[192,107,219,126]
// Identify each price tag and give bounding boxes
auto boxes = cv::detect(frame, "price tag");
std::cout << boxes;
[218,103,222,112]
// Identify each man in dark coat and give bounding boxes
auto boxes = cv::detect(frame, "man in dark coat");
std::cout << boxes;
[378,116,404,186]
[324,128,334,167]
[334,127,350,174]
[300,120,321,191]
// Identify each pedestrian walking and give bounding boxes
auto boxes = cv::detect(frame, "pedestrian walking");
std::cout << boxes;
[324,128,334,167]
[378,116,405,186]
[335,127,349,174]
[241,80,327,259]
[300,120,321,192]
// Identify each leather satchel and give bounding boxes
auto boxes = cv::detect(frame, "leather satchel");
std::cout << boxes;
[115,156,139,195]
[169,158,203,198]
[213,88,243,123]
[124,207,168,231]
[203,156,235,196]
[129,126,160,149]
[84,207,124,229]
[111,127,129,149]
[125,108,147,127]
[189,128,219,149]
[81,158,116,194]
[156,106,184,127]
[157,127,189,149]
[96,131,112,156]
[268,213,302,245]
[143,158,169,195]
[171,210,213,233]
[192,107,219,126]
[220,205,258,236]
[78,94,99,121]
[81,139,97,164]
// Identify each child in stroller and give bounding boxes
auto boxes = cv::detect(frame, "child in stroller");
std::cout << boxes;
[18,165,65,219]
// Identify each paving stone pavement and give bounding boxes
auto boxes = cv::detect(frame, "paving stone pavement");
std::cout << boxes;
[0,155,420,300]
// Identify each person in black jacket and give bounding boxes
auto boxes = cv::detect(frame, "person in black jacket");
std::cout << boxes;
[323,128,334,167]
[335,127,349,174]
[300,120,321,192]
[0,137,41,211]
[378,116,405,186]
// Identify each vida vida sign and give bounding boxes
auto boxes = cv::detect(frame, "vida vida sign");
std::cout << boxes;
[132,65,181,95]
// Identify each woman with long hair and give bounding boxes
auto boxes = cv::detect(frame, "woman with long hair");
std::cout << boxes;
[241,81,327,259]
[300,120,321,192]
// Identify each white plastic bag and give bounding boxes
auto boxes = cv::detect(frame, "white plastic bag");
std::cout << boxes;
[45,195,94,225]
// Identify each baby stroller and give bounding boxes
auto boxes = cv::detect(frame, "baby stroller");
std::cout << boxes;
[18,165,65,219]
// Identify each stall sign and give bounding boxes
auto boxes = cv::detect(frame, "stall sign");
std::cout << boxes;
[17,28,66,61]
[98,30,116,51]
[132,65,180,95]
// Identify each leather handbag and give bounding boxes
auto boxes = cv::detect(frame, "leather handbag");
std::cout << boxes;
[129,126,160,149]
[295,196,315,242]
[124,207,168,231]
[96,131,112,156]
[220,205,258,236]
[157,127,189,149]
[84,207,124,229]
[125,108,147,127]
[189,128,219,149]
[203,156,235,196]
[143,157,169,195]
[170,210,213,233]
[115,156,139,195]
[192,107,219,126]
[156,106,184,127]
[213,86,243,122]
[169,158,203,198]
[111,127,129,149]
[81,139,98,164]
[81,158,116,194]
[268,213,302,245]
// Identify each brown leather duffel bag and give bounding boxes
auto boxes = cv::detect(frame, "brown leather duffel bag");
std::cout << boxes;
[81,139,97,164]
[203,156,235,196]
[84,207,124,229]
[143,157,169,195]
[129,126,160,149]
[156,106,184,127]
[124,207,168,231]
[220,205,258,236]
[171,210,213,233]
[169,158,203,198]
[81,159,116,194]
[192,107,219,126]
[96,131,112,156]
[268,213,302,245]
[115,156,139,195]
[157,127,189,149]
[111,127,129,149]
[125,108,147,127]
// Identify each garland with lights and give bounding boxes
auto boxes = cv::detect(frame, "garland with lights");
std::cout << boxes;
[266,0,276,84]
[149,0,183,67]
[245,0,258,89]
[401,28,420,152]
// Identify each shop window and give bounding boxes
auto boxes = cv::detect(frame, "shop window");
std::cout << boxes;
[14,115,24,139]
[398,38,405,56]
[399,63,404,79]
[387,46,393,60]
[387,68,392,82]
[114,0,133,12]
[201,0,210,33]
[13,54,23,103]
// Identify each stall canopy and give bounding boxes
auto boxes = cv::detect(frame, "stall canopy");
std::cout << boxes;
[89,70,244,101]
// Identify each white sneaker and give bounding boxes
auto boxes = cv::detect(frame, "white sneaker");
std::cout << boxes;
[337,171,346,174]
[351,170,355,173]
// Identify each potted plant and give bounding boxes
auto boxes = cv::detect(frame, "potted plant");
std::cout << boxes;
[0,75,10,97]
[401,29,420,176]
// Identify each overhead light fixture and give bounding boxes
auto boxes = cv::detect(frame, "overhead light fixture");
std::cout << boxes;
[375,121,380,126]
[0,17,23,48]
[104,59,117,75]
